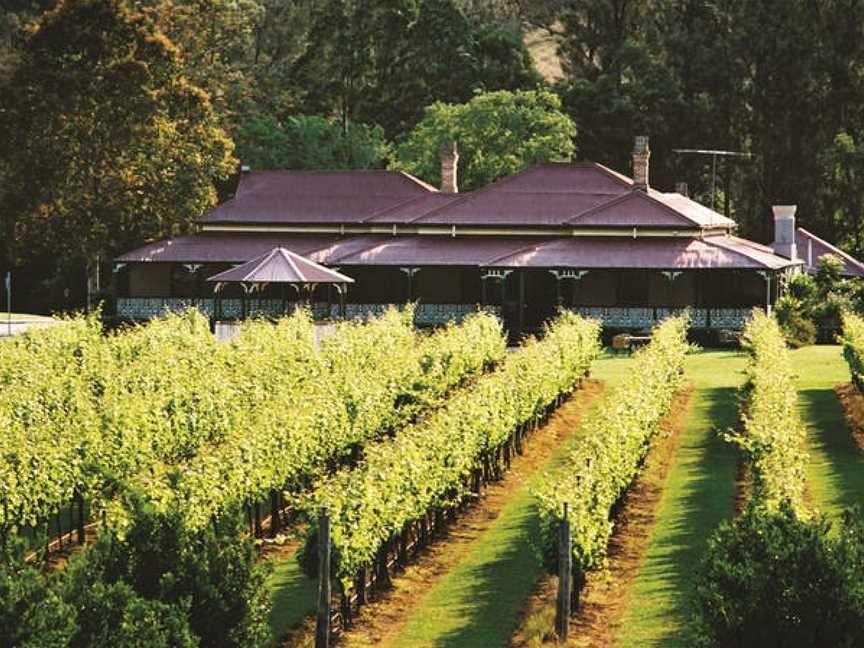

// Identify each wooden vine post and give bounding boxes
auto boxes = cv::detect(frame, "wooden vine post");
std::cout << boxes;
[316,510,331,648]
[555,502,572,641]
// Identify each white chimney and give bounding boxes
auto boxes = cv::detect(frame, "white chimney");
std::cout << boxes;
[440,142,459,193]
[675,182,689,197]
[772,205,797,260]
[632,136,650,191]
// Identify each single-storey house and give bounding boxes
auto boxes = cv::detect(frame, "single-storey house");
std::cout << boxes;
[114,137,864,336]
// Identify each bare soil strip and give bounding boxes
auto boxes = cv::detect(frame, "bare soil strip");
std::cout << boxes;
[512,386,694,648]
[734,459,751,516]
[835,383,864,453]
[285,380,605,648]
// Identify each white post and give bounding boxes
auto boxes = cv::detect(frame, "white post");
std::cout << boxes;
[4,271,10,336]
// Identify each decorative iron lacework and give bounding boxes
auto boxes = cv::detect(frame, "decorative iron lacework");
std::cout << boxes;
[572,306,752,330]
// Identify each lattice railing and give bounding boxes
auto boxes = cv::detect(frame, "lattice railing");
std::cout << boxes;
[572,306,753,330]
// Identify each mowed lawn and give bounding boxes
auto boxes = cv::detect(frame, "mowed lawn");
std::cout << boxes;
[793,345,864,519]
[615,351,745,648]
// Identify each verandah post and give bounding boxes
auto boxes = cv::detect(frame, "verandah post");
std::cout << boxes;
[555,502,572,640]
[315,511,331,648]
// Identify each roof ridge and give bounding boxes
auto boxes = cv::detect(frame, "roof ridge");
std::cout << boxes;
[243,169,409,176]
[241,247,275,282]
[278,247,305,281]
[483,238,552,266]
[589,162,635,188]
[566,190,696,227]
[705,236,798,269]
[721,234,776,254]
[797,227,864,270]
[396,170,439,193]
[363,194,434,222]
[406,163,566,224]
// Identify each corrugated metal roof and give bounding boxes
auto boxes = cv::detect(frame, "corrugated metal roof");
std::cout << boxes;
[568,192,695,227]
[323,236,537,266]
[118,232,796,270]
[116,233,339,263]
[409,192,615,226]
[492,236,794,270]
[796,227,864,276]
[706,235,798,270]
[192,163,736,229]
[648,191,736,228]
[206,247,354,284]
[200,170,435,224]
[363,193,461,223]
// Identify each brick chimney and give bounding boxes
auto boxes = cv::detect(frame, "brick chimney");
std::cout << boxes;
[674,182,689,197]
[440,142,459,193]
[772,205,798,260]
[632,136,650,191]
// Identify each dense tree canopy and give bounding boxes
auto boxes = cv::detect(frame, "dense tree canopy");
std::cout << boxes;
[291,0,540,137]
[236,115,389,171]
[0,0,235,272]
[392,89,576,190]
[550,0,864,248]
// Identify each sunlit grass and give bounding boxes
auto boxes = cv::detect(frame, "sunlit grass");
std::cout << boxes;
[792,345,864,520]
[615,351,744,648]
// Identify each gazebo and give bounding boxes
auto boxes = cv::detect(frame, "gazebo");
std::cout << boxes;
[206,247,354,319]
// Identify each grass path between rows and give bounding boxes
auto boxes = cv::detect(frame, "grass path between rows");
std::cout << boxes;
[613,351,744,648]
[266,538,316,644]
[265,379,608,647]
[343,381,609,648]
[794,345,864,520]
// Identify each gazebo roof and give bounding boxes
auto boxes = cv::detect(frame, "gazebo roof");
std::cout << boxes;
[206,247,354,286]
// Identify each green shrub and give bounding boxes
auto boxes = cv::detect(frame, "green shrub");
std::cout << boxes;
[0,540,76,648]
[63,575,196,648]
[76,498,272,648]
[695,506,864,648]
[776,296,817,347]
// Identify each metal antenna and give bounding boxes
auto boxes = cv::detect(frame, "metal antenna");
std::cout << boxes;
[672,149,751,212]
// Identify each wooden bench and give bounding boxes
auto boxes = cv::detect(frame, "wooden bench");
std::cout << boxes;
[626,335,652,352]
[611,334,652,354]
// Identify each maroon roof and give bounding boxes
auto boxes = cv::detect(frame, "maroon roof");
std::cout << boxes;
[191,163,736,229]
[206,247,354,285]
[569,192,694,227]
[199,170,435,225]
[404,163,630,227]
[115,233,339,263]
[319,236,537,266]
[491,236,794,270]
[363,193,461,223]
[650,191,735,228]
[796,227,864,277]
[119,232,796,271]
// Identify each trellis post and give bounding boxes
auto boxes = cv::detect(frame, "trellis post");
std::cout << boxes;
[555,502,572,640]
[315,511,331,648]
